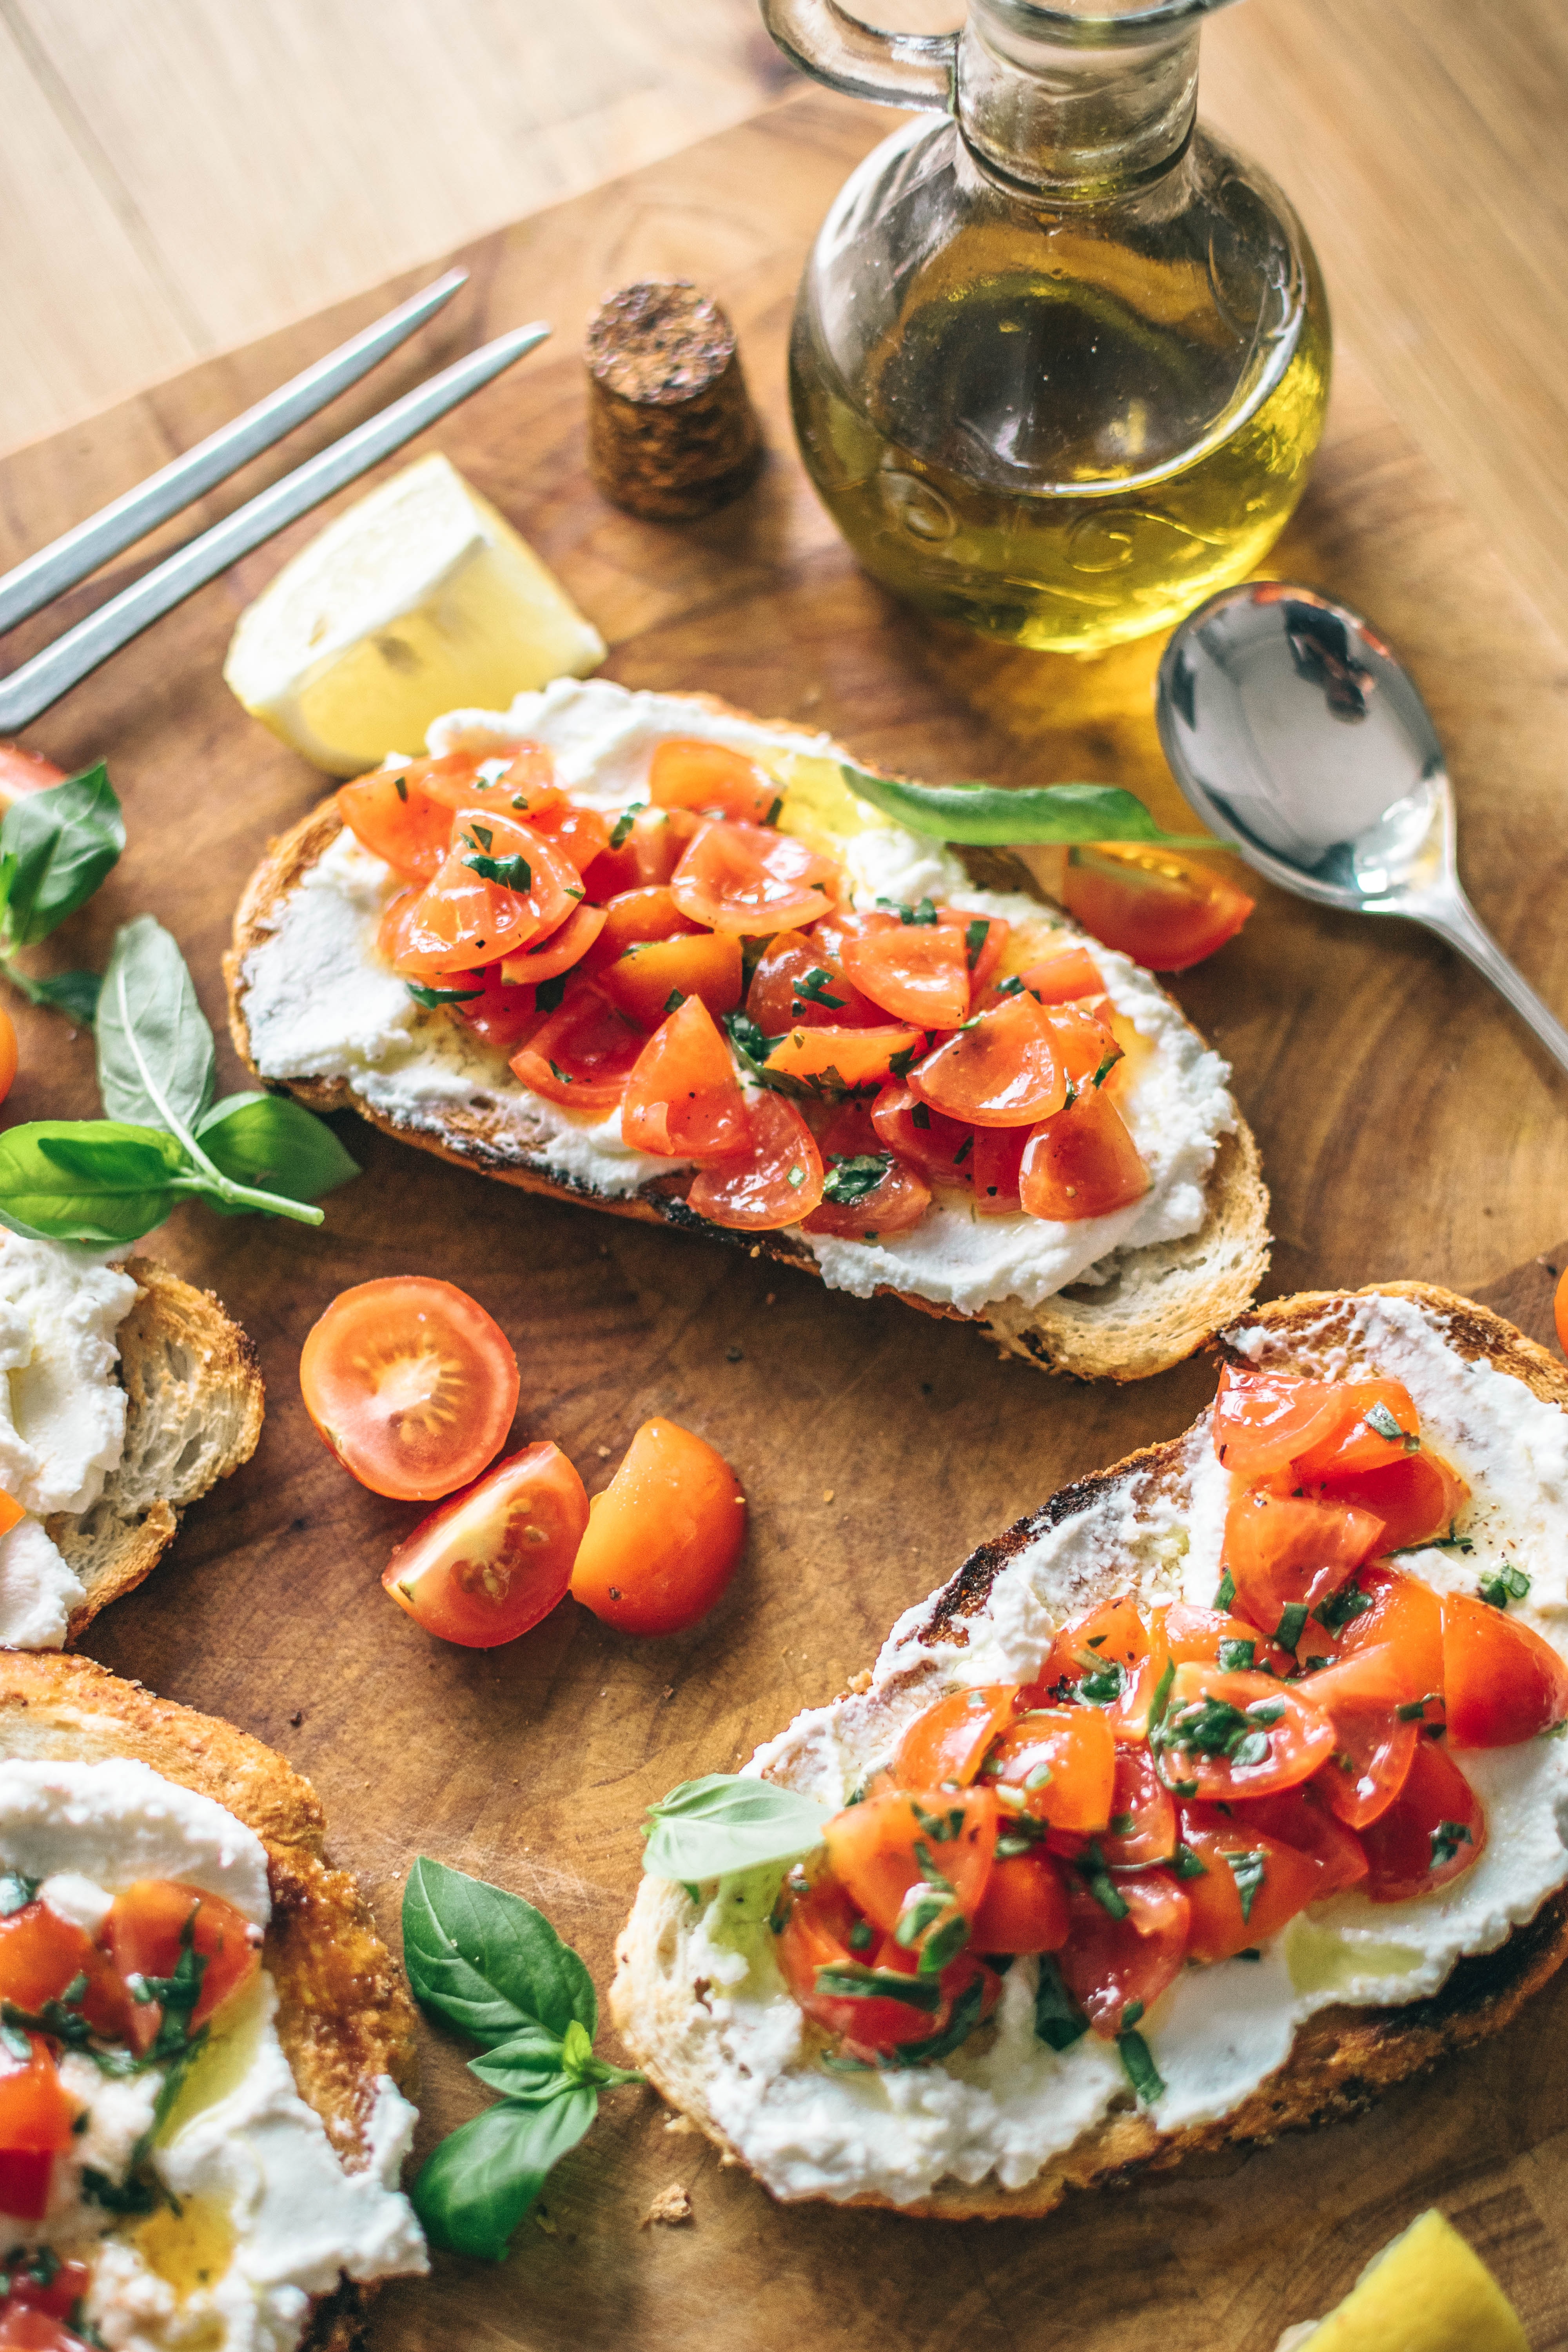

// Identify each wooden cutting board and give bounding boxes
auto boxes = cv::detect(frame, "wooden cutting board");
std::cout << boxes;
[4,82,1568,2352]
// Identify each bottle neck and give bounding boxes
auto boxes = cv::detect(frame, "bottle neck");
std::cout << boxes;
[956,4,1200,200]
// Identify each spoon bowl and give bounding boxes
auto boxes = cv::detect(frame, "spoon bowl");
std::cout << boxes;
[1156,581,1568,1076]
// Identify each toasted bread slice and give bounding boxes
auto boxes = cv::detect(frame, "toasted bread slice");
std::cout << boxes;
[42,1256,264,1643]
[610,1281,1568,2218]
[223,693,1270,1381]
[0,1650,419,2349]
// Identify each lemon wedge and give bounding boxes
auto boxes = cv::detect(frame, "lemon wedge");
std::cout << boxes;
[224,452,605,775]
[1279,2209,1529,2352]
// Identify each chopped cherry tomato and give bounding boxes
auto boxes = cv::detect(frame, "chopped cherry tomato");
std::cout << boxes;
[894,1686,1020,1791]
[0,744,67,813]
[0,2036,77,2159]
[103,1881,261,2050]
[1019,1085,1149,1221]
[1037,1597,1171,1742]
[2,2258,89,2321]
[1297,1646,1421,1828]
[392,811,584,978]
[1178,1804,1324,1961]
[1017,944,1104,1004]
[510,982,648,1109]
[300,1276,519,1501]
[0,1011,15,1107]
[570,1417,746,1636]
[0,2298,93,2348]
[1306,1450,1470,1555]
[670,821,839,935]
[1163,1601,1293,1677]
[970,1854,1070,1955]
[911,993,1067,1128]
[383,1441,588,1648]
[499,900,607,985]
[581,886,704,975]
[967,1123,1027,1216]
[449,965,540,1052]
[649,739,780,825]
[1443,1592,1568,1748]
[1058,1872,1189,2037]
[985,1708,1116,1833]
[1222,1483,1385,1636]
[582,807,703,899]
[601,930,743,1029]
[1299,1632,1431,1716]
[764,1024,926,1093]
[840,920,972,1029]
[338,748,558,878]
[1100,1745,1176,1867]
[801,1101,932,1241]
[1042,1003,1123,1088]
[956,913,1009,1003]
[1337,1565,1445,1694]
[687,1091,824,1230]
[1357,1737,1485,1903]
[822,1789,997,1946]
[621,997,749,1162]
[774,1874,953,2052]
[0,1903,124,2040]
[1212,1365,1366,1481]
[1158,1665,1336,1799]
[1060,844,1254,971]
[1290,1380,1422,1479]
[1232,1784,1368,1897]
[533,799,613,877]
[870,1083,975,1190]
[745,931,877,1033]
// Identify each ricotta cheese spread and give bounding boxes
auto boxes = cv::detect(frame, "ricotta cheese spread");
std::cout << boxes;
[655,1294,1568,2204]
[0,1237,140,1650]
[238,677,1236,1321]
[0,1759,427,2350]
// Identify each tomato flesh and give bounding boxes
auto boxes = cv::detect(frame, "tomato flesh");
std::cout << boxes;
[383,1441,588,1648]
[670,821,838,934]
[1357,1736,1486,1903]
[621,996,749,1162]
[687,1092,824,1230]
[1061,844,1254,971]
[1017,944,1104,1004]
[911,993,1067,1128]
[840,921,972,1030]
[338,748,557,878]
[391,811,583,978]
[1212,1365,1365,1480]
[1290,1379,1422,1479]
[1443,1591,1568,1748]
[450,964,540,1052]
[870,1083,975,1191]
[499,900,607,986]
[1036,1596,1171,1742]
[1222,1483,1386,1636]
[1018,1085,1149,1221]
[893,1686,1020,1792]
[104,1880,261,2048]
[300,1276,519,1501]
[970,1855,1069,1955]
[1057,1872,1189,2037]
[1158,1665,1336,1800]
[582,807,702,899]
[1178,1806,1324,1962]
[822,1789,997,1952]
[775,1875,963,2052]
[969,1123,1027,1216]
[509,983,648,1109]
[599,931,742,1029]
[1337,1566,1446,1693]
[985,1708,1116,1834]
[570,1418,746,1636]
[649,738,780,825]
[1231,1784,1369,1898]
[1306,1450,1469,1555]
[1100,1744,1176,1867]
[580,886,703,974]
[745,932,878,1033]
[763,1024,926,1093]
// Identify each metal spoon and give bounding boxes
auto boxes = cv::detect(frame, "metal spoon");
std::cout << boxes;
[1156,581,1568,1076]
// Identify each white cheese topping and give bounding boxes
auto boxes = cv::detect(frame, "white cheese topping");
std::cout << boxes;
[668,1296,1568,2203]
[240,677,1236,1318]
[0,1759,427,2348]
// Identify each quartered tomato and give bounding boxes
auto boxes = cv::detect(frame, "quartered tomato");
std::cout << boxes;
[509,983,648,1109]
[774,1875,956,2053]
[338,747,559,878]
[532,798,613,877]
[392,811,584,977]
[1357,1736,1486,1903]
[104,1881,261,2050]
[894,1686,1020,1791]
[1016,943,1104,1005]
[1157,1666,1336,1800]
[581,885,702,975]
[958,913,1009,1001]
[1036,1596,1171,1742]
[1296,1646,1421,1828]
[620,996,749,1161]
[985,1708,1116,1834]
[1018,1085,1149,1222]
[0,1901,125,2040]
[870,1083,975,1191]
[670,821,838,935]
[300,1276,519,1500]
[744,931,877,1033]
[0,2299,98,2349]
[498,900,607,985]
[1305,1450,1470,1555]
[450,964,540,1052]
[0,744,68,813]
[649,738,780,825]
[1163,1602,1292,1678]
[1232,1784,1368,1898]
[0,2258,89,2323]
[1057,1872,1189,2037]
[1337,1565,1445,1693]
[1211,1365,1366,1481]
[1443,1592,1568,1748]
[687,1092,824,1230]
[839,918,972,1030]
[1178,1804,1324,1962]
[822,1788,997,1947]
[970,1854,1070,1955]
[0,2038,77,2220]
[799,1101,931,1241]
[582,807,702,899]
[383,1441,588,1648]
[1221,1484,1385,1636]
[910,993,1067,1127]
[1060,844,1254,971]
[1290,1380,1421,1478]
[1041,1003,1122,1089]
[1100,1745,1176,1868]
[600,930,743,1030]
[570,1417,746,1636]
[763,1024,926,1093]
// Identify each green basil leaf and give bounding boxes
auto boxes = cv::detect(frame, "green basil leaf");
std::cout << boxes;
[96,915,214,1136]
[17,968,102,1025]
[641,1775,830,1884]
[411,2087,597,2261]
[402,1858,597,2049]
[195,1091,359,1212]
[0,1121,184,1243]
[840,763,1214,849]
[466,2028,573,2104]
[0,765,123,948]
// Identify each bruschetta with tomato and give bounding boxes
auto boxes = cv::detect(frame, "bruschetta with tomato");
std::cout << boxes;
[612,1282,1568,2214]
[225,679,1268,1380]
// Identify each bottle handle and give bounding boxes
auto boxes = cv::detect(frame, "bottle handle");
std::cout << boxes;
[760,0,957,113]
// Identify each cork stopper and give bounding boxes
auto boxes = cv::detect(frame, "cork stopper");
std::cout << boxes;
[585,280,763,523]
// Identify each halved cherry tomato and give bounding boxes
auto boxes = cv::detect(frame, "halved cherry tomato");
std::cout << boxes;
[1231,1784,1368,1897]
[650,739,780,825]
[894,1686,1020,1791]
[1158,1666,1336,1799]
[1337,1565,1445,1694]
[103,1881,261,2050]
[499,900,607,985]
[450,965,539,1052]
[1222,1484,1385,1636]
[393,811,583,978]
[510,983,648,1109]
[970,1854,1069,1954]
[300,1277,519,1501]
[383,1441,588,1648]
[1297,1646,1420,1828]
[822,1788,997,1944]
[1178,1804,1324,1961]
[621,997,749,1161]
[1019,1085,1149,1222]
[956,913,1009,1003]
[0,1011,15,1107]
[840,921,972,1030]
[1058,1872,1189,2036]
[581,886,704,975]
[800,1101,932,1240]
[775,1874,952,2052]
[338,748,558,878]
[570,1417,746,1636]
[1042,1004,1122,1088]
[745,931,878,1033]
[687,1091,824,1230]
[1307,1451,1470,1555]
[971,1123,1028,1216]
[911,993,1067,1128]
[1100,1745,1176,1867]
[670,821,839,935]
[1036,1597,1171,1742]
[1017,944,1104,1004]
[1163,1601,1293,1677]
[1060,844,1254,971]
[0,744,68,813]
[1443,1592,1568,1748]
[0,1903,124,2040]
[764,1024,926,1092]
[1211,1365,1365,1481]
[582,807,703,899]
[600,931,742,1029]
[1357,1736,1486,1903]
[533,799,613,877]
[1,2259,88,2322]
[985,1708,1116,1833]
[0,2296,94,2348]
[1290,1380,1422,1479]
[870,1083,975,1191]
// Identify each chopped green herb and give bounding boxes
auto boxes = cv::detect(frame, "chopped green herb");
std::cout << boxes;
[1090,1049,1118,1090]
[952,1135,973,1167]
[407,981,484,1008]
[814,1964,942,2013]
[910,1101,931,1130]
[1363,1402,1405,1443]
[764,795,784,827]
[1318,1580,1374,1632]
[1214,1571,1236,1612]
[1078,1661,1125,1709]
[1024,1762,1053,1792]
[1109,1813,1136,1836]
[1170,1843,1208,1880]
[1397,1693,1440,1722]
[535,974,567,1014]
[0,1872,38,1918]
[1228,1848,1268,1923]
[463,849,532,891]
[1389,1522,1474,1557]
[1430,1820,1474,1870]
[1217,1638,1256,1673]
[822,1153,891,1205]
[547,1060,573,1086]
[964,919,989,969]
[1478,1563,1530,1610]
[1274,1604,1309,1652]
[1034,1956,1088,2052]
[1147,1656,1174,1732]
[887,1042,920,1082]
[1081,1864,1129,1921]
[393,775,408,802]
[793,968,846,1011]
[608,805,643,849]
[1116,2028,1165,2104]
[848,1920,873,1952]
[664,989,687,1014]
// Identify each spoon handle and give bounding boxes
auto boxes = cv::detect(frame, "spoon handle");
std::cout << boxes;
[1416,889,1568,1077]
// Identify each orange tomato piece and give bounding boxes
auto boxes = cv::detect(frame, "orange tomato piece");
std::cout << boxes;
[1163,1601,1294,1676]
[1230,1784,1368,1898]
[1356,1737,1486,1903]
[621,996,750,1161]
[499,900,607,986]
[0,1903,126,2043]
[569,1417,746,1635]
[985,1707,1116,1833]
[670,820,840,934]
[1178,1805,1325,1961]
[0,1491,22,1541]
[1289,1379,1422,1479]
[840,921,972,1029]
[0,2036,77,2159]
[1060,844,1254,971]
[0,1009,14,1109]
[1211,1364,1367,1481]
[1337,1564,1446,1693]
[1058,1872,1189,2038]
[600,931,743,1029]
[911,993,1067,1128]
[894,1686,1021,1791]
[510,983,648,1109]
[649,738,780,825]
[745,931,878,1032]
[446,966,541,1052]
[1222,1483,1387,1635]
[0,744,67,814]
[763,1023,926,1092]
[383,1442,588,1649]
[1019,1085,1149,1221]
[393,810,584,978]
[1042,1003,1123,1087]
[800,1100,932,1241]
[971,1123,1027,1216]
[338,747,559,878]
[822,1788,998,1943]
[1035,1596,1171,1742]
[579,885,704,975]
[774,1875,955,2052]
[1100,1744,1176,1868]
[1296,1645,1421,1827]
[299,1275,519,1501]
[533,799,613,877]
[687,1091,824,1229]
[970,1855,1070,1955]
[103,1880,261,2045]
[1443,1591,1568,1748]
[1017,944,1104,1004]
[870,1082,975,1191]
[1306,1449,1470,1554]
[1158,1665,1336,1800]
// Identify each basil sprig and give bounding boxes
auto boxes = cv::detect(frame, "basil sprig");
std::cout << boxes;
[840,763,1214,849]
[0,762,124,1020]
[0,915,358,1241]
[642,1774,831,1884]
[403,1859,641,2262]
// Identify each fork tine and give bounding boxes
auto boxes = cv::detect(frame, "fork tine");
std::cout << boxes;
[0,268,470,641]
[0,322,552,737]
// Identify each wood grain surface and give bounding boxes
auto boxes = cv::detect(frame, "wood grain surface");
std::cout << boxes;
[2,86,1568,2352]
